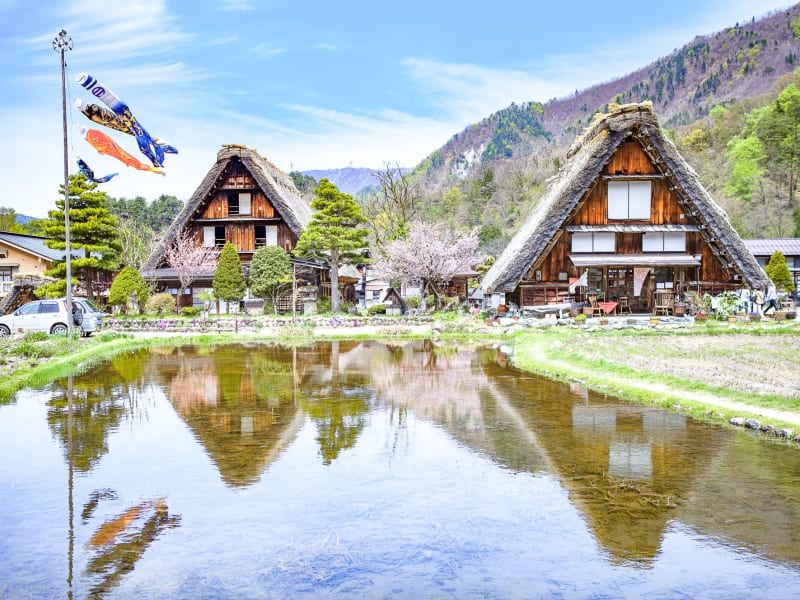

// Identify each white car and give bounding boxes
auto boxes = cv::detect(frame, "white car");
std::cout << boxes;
[0,297,104,337]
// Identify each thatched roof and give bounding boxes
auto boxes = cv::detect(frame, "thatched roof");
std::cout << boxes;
[144,144,311,271]
[481,102,768,293]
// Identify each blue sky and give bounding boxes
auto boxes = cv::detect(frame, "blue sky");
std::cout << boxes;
[0,0,793,218]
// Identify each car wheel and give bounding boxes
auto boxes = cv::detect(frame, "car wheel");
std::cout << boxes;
[73,310,83,326]
[50,323,69,335]
[0,325,10,337]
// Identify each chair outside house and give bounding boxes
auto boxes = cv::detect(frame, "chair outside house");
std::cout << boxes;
[654,291,674,316]
[587,294,603,317]
[618,296,632,315]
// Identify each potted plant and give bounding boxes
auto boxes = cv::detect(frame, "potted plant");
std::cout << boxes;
[575,313,587,326]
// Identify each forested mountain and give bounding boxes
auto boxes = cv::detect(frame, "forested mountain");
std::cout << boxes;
[407,4,800,248]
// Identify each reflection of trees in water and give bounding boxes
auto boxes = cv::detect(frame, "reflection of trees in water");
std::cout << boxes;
[303,395,369,465]
[341,340,490,430]
[300,341,372,465]
[314,340,551,474]
[46,350,155,474]
[83,496,180,599]
[47,367,134,473]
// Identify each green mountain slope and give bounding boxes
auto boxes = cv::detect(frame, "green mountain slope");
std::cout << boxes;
[409,4,800,244]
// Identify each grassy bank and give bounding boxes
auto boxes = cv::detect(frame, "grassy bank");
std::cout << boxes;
[510,323,800,431]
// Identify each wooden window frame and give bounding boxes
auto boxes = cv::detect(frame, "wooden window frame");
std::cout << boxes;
[642,232,686,252]
[572,232,616,253]
[608,180,651,220]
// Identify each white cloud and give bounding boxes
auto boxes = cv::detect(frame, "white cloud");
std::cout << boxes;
[219,0,255,10]
[248,42,287,58]
[209,33,239,46]
[261,104,457,170]
[51,0,191,65]
[401,58,570,123]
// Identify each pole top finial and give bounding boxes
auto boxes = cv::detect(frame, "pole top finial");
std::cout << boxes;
[52,29,73,52]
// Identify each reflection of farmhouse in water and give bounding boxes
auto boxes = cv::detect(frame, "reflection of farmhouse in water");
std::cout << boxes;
[149,344,305,487]
[481,360,800,566]
[149,341,800,565]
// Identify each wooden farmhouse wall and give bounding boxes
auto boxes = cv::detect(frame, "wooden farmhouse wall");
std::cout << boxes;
[503,138,737,308]
[531,141,728,284]
[187,162,298,260]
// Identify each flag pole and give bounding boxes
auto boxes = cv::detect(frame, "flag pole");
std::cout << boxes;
[53,29,74,335]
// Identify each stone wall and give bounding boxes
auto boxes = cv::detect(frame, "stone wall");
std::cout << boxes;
[104,314,436,334]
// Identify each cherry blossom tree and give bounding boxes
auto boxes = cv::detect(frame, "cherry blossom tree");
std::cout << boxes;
[163,229,219,309]
[372,221,480,310]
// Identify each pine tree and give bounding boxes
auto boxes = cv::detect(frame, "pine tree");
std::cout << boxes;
[37,173,122,302]
[294,179,369,312]
[765,251,795,292]
[213,241,246,313]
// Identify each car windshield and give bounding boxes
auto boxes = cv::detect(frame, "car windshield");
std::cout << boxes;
[78,299,99,312]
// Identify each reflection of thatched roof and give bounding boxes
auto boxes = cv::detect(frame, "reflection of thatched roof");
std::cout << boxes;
[154,346,306,487]
[480,359,724,563]
[482,102,768,293]
[144,144,312,271]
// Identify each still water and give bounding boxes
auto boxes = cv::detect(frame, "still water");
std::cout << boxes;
[1,340,799,599]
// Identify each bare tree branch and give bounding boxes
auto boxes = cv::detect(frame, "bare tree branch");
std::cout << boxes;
[364,163,420,253]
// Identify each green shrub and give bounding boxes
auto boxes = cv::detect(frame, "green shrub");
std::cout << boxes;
[317,297,332,313]
[11,340,54,359]
[145,292,177,315]
[180,306,201,317]
[23,331,49,342]
[404,296,420,309]
[367,304,386,315]
[108,266,149,314]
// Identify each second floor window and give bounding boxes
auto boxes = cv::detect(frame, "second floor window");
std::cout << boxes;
[608,180,651,220]
[642,232,686,252]
[228,192,252,216]
[572,232,615,253]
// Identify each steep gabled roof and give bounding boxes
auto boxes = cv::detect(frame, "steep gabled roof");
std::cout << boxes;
[144,144,311,271]
[481,102,768,293]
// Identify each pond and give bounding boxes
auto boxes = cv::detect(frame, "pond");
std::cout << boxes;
[1,340,799,599]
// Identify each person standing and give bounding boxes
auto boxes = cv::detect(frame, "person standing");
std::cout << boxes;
[740,288,751,315]
[763,283,779,314]
[754,288,765,317]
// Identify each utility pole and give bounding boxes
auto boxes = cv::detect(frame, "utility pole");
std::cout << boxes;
[53,30,74,335]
